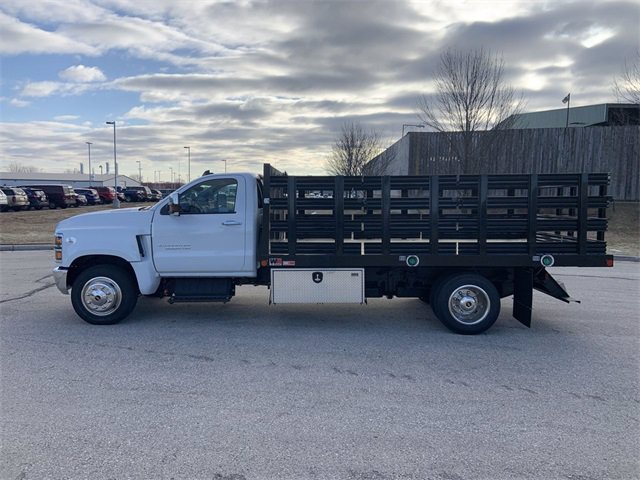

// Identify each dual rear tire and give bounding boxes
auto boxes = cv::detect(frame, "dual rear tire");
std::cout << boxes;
[429,273,500,335]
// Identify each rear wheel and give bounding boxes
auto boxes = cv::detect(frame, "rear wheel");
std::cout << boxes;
[71,265,138,325]
[433,273,500,335]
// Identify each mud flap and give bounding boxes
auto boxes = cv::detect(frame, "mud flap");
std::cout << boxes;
[513,267,579,328]
[513,268,533,327]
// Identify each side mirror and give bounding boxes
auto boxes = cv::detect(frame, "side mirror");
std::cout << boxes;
[168,192,181,215]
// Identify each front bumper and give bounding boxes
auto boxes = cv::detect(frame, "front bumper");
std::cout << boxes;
[53,267,69,294]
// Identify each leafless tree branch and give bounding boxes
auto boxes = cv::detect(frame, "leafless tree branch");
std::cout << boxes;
[417,48,525,172]
[326,122,394,176]
[6,161,40,173]
[613,51,640,104]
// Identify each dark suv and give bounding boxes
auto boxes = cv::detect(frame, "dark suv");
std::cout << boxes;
[21,187,49,210]
[74,188,101,205]
[123,185,152,202]
[23,184,76,209]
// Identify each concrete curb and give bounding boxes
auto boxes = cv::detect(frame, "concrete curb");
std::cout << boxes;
[613,255,640,262]
[1,244,639,262]
[0,244,53,251]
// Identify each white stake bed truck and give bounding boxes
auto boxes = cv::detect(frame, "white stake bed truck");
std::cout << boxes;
[53,165,613,334]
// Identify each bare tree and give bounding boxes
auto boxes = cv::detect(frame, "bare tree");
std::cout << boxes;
[326,122,394,176]
[613,51,640,104]
[7,161,40,173]
[417,48,524,172]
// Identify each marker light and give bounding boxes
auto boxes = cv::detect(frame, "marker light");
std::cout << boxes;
[406,255,420,267]
[540,254,555,267]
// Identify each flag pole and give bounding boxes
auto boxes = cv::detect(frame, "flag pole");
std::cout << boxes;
[563,93,571,128]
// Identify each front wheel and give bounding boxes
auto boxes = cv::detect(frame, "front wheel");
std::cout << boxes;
[71,265,138,325]
[433,273,500,335]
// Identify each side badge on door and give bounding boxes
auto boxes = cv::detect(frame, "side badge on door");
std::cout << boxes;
[312,272,323,284]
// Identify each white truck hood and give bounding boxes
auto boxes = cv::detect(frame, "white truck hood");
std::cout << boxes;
[56,207,154,235]
[55,207,156,266]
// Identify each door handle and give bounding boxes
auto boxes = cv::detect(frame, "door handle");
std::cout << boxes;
[222,220,242,226]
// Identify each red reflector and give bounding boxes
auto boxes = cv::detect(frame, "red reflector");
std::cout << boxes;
[606,258,614,267]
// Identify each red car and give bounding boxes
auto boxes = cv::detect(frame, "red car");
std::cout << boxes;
[92,186,116,204]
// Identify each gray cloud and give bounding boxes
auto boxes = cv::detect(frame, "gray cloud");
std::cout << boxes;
[1,0,637,176]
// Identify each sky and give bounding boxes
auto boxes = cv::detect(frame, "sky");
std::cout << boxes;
[1,0,639,181]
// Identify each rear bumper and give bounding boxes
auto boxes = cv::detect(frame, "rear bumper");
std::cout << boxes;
[53,267,69,294]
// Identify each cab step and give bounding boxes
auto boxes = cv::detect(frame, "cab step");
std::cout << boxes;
[164,278,235,303]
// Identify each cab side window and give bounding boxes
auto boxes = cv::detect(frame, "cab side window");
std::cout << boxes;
[179,179,238,214]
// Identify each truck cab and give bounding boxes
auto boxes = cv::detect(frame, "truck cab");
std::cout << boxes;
[53,173,261,324]
[151,174,260,276]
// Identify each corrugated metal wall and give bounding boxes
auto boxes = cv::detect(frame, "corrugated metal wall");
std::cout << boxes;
[404,126,639,200]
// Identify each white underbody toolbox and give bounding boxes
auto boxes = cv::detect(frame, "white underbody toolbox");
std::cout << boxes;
[270,268,365,304]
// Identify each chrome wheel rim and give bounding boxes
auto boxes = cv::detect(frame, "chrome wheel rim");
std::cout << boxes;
[448,285,490,325]
[81,276,122,316]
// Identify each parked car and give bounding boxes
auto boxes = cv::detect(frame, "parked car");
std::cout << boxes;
[1,187,29,211]
[0,189,8,212]
[123,185,152,202]
[74,193,88,207]
[22,184,76,209]
[21,187,49,210]
[149,189,163,201]
[92,186,116,204]
[74,188,101,205]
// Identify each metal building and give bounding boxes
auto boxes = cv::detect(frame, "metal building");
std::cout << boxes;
[507,103,639,129]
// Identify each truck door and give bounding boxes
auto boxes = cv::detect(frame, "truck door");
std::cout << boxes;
[151,176,248,275]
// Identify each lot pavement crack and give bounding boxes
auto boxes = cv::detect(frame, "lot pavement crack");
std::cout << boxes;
[0,282,55,304]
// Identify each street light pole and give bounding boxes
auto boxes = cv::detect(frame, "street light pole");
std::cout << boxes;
[136,160,142,183]
[184,146,191,182]
[86,141,93,185]
[105,121,119,208]
[221,159,227,173]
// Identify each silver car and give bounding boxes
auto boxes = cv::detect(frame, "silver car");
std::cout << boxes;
[0,189,8,212]
[1,187,29,211]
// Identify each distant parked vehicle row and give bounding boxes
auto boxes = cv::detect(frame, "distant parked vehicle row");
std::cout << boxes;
[1,183,165,212]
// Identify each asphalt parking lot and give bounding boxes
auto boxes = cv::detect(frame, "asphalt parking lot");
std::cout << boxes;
[1,251,638,480]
